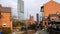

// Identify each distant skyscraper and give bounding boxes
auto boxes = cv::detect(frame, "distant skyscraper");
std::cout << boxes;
[18,0,24,21]
[36,13,39,22]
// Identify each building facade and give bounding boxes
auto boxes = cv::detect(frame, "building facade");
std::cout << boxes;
[40,6,44,21]
[44,0,60,17]
[24,15,35,25]
[18,0,24,21]
[0,5,11,28]
[42,0,60,26]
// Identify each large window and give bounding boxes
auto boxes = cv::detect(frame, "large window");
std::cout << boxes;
[45,22,46,25]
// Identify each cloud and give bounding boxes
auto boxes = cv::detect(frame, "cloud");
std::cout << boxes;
[24,0,50,20]
[0,0,18,17]
[24,0,40,20]
[1,0,60,20]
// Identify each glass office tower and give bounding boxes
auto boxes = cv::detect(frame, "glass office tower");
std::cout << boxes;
[18,0,24,21]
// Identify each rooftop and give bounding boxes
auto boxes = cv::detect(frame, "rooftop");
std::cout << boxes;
[0,4,11,13]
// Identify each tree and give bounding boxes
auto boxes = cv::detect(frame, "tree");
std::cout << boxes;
[19,21,25,27]
[2,29,11,34]
[28,24,37,30]
[12,22,18,27]
[12,19,19,27]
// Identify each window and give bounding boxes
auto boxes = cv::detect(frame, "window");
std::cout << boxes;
[45,22,46,25]
[52,19,54,20]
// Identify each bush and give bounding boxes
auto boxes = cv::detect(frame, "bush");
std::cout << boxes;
[2,29,11,34]
[19,21,25,27]
[12,21,19,27]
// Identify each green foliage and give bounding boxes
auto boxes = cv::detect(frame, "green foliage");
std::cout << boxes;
[12,19,25,27]
[28,24,37,30]
[19,21,25,27]
[2,29,11,34]
[12,21,18,27]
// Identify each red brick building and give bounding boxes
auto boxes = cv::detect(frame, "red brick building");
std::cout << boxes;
[42,0,60,26]
[0,5,11,28]
[24,15,35,25]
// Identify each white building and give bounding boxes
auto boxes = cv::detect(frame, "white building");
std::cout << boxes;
[18,0,24,21]
[40,6,44,21]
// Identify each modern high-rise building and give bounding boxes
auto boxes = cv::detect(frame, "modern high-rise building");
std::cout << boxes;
[36,13,39,22]
[18,0,24,21]
[40,6,44,21]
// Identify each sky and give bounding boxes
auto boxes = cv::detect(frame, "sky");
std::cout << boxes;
[0,0,60,20]
[0,0,17,17]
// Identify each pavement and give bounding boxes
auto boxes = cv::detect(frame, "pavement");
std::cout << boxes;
[13,29,49,34]
[12,31,26,34]
[40,30,49,34]
[35,29,49,34]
